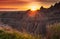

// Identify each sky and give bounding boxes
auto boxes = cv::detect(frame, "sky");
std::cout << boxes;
[0,0,60,11]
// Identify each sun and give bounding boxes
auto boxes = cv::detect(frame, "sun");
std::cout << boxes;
[30,6,37,11]
[27,3,40,11]
[29,6,39,11]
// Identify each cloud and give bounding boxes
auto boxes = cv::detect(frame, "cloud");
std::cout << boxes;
[0,2,29,5]
[0,0,60,11]
[0,0,30,5]
[0,8,17,9]
[35,0,60,2]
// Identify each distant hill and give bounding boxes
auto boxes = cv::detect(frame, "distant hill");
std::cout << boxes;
[40,2,60,23]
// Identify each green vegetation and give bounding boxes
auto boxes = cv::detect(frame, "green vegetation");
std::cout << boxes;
[0,29,41,39]
[46,23,60,39]
[0,23,60,39]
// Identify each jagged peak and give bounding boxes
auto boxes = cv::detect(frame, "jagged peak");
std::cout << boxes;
[54,2,60,7]
[50,5,53,8]
[40,6,44,10]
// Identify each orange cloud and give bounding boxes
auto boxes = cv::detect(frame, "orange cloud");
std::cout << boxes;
[0,0,59,11]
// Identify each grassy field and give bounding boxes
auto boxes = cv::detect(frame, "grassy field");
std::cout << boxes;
[0,26,42,39]
[0,23,60,39]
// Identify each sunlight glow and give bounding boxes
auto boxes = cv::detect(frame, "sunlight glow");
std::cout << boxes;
[27,3,40,17]
[28,11,38,17]
[28,3,40,11]
[30,6,37,11]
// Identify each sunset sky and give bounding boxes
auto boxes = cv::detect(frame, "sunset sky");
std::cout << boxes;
[0,0,60,11]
